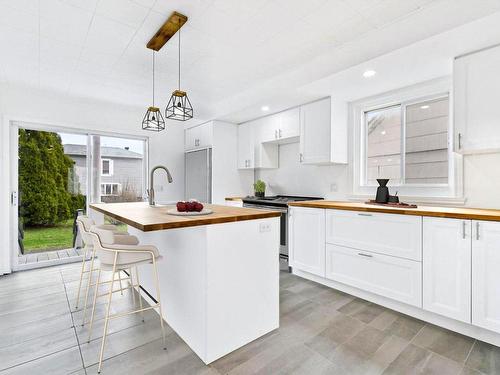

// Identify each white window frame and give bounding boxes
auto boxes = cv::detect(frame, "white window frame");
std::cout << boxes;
[101,158,113,176]
[351,77,463,202]
[100,182,121,196]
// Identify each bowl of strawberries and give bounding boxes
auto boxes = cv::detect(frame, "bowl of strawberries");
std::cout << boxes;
[167,200,213,216]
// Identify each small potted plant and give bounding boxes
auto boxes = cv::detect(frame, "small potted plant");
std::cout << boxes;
[253,180,266,198]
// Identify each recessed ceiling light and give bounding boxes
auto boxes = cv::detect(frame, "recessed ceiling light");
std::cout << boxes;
[261,105,270,111]
[363,70,376,78]
[380,130,386,135]
[420,105,430,109]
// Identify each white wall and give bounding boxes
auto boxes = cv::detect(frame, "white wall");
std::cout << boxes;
[0,83,185,273]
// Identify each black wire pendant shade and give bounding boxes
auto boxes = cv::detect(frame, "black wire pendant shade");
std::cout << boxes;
[142,51,166,131]
[165,28,193,121]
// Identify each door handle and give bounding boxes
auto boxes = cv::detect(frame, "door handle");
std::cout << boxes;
[358,253,373,258]
[458,133,462,150]
[299,153,303,162]
[358,213,373,217]
[462,221,466,239]
[279,129,282,138]
[476,222,480,240]
[275,129,278,139]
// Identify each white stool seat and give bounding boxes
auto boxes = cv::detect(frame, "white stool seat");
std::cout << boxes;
[98,243,162,270]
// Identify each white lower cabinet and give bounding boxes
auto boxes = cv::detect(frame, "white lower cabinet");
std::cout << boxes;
[325,244,422,307]
[472,220,500,333]
[289,207,325,277]
[326,209,422,261]
[422,217,471,323]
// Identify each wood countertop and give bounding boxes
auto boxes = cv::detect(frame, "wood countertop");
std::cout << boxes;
[90,202,281,232]
[288,200,500,222]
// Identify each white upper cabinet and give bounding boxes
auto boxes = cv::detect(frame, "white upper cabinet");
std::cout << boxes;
[237,122,254,169]
[260,108,300,144]
[422,217,471,323]
[299,98,347,164]
[472,220,500,333]
[454,44,500,154]
[185,122,213,151]
[289,207,325,277]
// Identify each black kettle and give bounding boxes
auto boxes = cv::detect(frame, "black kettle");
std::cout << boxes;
[375,179,390,203]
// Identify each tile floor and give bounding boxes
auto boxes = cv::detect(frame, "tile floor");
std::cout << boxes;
[0,263,499,374]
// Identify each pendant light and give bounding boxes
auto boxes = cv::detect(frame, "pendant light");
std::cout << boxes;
[165,28,193,121]
[142,51,166,131]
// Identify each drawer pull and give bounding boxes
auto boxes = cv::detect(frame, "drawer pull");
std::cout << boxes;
[358,253,373,258]
[358,213,373,217]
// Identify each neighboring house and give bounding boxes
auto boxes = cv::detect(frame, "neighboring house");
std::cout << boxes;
[64,144,144,201]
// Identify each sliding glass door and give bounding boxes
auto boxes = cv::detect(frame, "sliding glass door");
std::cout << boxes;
[13,123,147,266]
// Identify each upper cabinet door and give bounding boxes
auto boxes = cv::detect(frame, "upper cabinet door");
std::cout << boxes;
[454,45,500,154]
[300,98,332,164]
[237,123,254,169]
[472,220,500,333]
[185,122,213,151]
[289,207,325,277]
[278,107,300,140]
[422,217,471,323]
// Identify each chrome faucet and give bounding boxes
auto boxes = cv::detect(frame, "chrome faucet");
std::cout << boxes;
[148,165,173,206]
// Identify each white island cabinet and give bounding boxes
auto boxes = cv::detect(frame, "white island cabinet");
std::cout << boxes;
[423,217,471,323]
[90,202,280,365]
[472,220,500,333]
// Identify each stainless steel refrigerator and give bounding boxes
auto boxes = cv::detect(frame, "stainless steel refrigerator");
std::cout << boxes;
[185,148,212,203]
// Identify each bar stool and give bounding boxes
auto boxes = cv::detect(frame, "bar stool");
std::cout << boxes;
[75,216,139,326]
[87,226,166,374]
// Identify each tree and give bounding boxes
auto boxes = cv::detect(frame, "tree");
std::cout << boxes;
[18,129,83,226]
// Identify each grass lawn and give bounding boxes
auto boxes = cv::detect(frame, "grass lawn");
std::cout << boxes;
[23,219,74,253]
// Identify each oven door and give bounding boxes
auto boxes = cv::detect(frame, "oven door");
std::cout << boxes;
[242,203,288,257]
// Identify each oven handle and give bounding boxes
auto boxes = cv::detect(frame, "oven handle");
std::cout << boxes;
[243,203,288,213]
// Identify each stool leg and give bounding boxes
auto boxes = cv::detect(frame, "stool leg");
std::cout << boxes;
[129,268,136,307]
[135,266,145,322]
[118,270,124,296]
[152,257,166,350]
[81,247,97,326]
[74,246,88,309]
[97,253,118,374]
[87,268,101,344]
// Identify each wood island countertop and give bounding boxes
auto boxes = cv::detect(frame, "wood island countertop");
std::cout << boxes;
[90,202,281,232]
[288,200,500,222]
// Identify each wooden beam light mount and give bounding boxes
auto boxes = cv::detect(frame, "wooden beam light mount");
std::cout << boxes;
[147,11,188,51]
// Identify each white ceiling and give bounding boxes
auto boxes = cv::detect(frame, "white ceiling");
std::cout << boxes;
[0,0,500,124]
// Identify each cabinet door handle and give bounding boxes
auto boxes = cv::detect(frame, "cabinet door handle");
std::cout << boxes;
[358,253,373,258]
[458,133,462,150]
[279,129,282,138]
[462,221,466,239]
[358,213,373,217]
[476,222,480,240]
[299,153,303,162]
[274,129,278,139]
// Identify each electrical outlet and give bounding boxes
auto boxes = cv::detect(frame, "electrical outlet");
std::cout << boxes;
[259,222,271,232]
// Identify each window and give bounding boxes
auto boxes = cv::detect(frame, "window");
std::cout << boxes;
[363,95,449,186]
[100,183,121,196]
[101,159,113,176]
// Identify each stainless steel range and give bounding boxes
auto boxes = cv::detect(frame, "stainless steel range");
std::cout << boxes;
[242,195,323,265]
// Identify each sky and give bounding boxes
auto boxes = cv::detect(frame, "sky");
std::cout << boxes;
[58,132,144,154]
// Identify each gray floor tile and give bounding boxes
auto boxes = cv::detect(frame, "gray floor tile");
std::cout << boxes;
[0,300,70,331]
[383,313,426,341]
[0,347,84,375]
[413,324,475,363]
[466,340,500,374]
[383,343,463,375]
[369,309,400,331]
[304,313,365,360]
[351,303,388,324]
[0,327,78,371]
[338,297,371,315]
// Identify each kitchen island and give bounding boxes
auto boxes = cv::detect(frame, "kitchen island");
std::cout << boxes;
[90,202,281,364]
